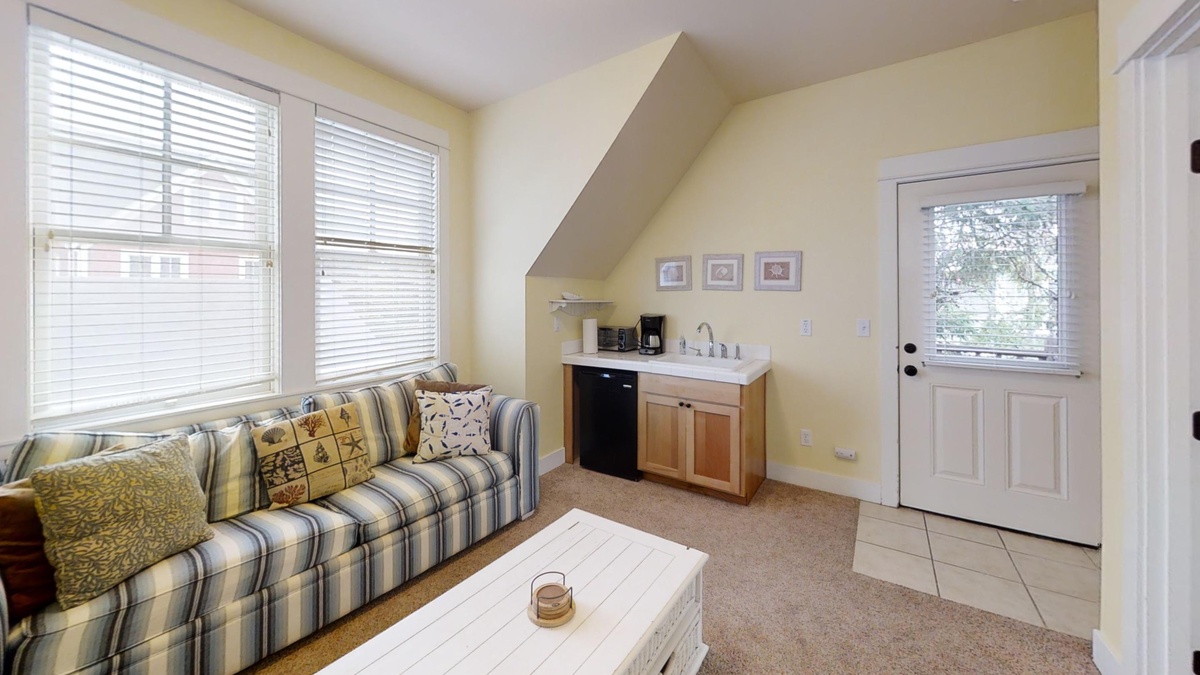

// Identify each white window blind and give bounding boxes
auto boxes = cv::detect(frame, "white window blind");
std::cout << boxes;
[921,183,1086,375]
[314,110,439,384]
[29,25,280,424]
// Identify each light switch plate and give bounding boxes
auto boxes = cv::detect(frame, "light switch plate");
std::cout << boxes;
[554,316,561,332]
[856,319,870,337]
[801,319,812,337]
[800,429,813,446]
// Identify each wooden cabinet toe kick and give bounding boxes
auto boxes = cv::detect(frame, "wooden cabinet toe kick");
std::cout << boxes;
[641,471,756,506]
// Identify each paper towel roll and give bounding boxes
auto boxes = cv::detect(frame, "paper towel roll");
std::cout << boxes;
[582,318,598,354]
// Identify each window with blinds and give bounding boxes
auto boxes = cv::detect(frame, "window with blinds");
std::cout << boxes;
[314,111,439,384]
[922,183,1084,374]
[28,25,279,423]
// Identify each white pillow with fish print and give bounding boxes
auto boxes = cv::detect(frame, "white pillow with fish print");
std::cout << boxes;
[413,387,493,463]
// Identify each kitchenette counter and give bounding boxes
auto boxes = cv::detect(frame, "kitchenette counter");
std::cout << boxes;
[561,340,771,385]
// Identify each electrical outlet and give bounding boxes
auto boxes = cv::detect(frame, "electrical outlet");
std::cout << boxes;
[800,429,812,446]
[800,319,812,337]
[856,319,871,337]
[553,316,562,332]
[834,447,857,461]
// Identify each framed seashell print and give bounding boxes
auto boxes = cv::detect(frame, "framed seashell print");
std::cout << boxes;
[702,253,743,291]
[754,251,802,291]
[655,256,692,291]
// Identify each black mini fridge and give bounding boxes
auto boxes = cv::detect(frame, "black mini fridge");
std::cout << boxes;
[575,367,641,481]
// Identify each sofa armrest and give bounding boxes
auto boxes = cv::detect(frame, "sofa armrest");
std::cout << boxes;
[0,571,9,675]
[490,395,540,518]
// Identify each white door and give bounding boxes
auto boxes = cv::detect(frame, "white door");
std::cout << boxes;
[1191,46,1200,657]
[898,161,1100,545]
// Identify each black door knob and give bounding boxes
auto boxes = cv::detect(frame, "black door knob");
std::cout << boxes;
[904,343,917,354]
[904,365,918,377]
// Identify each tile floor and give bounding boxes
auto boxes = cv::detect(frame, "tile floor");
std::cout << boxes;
[852,501,1100,639]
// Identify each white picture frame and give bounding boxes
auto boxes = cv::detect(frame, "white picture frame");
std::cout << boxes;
[702,253,743,291]
[655,256,692,291]
[754,251,802,291]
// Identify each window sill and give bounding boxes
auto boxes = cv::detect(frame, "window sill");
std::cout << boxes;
[30,389,289,435]
[924,359,1082,377]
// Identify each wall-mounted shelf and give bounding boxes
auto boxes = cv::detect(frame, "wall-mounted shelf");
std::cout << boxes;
[548,299,613,317]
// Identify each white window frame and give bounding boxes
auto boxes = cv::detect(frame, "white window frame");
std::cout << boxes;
[0,0,452,444]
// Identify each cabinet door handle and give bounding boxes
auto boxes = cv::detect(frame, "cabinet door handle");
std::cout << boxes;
[685,403,693,409]
[678,401,684,407]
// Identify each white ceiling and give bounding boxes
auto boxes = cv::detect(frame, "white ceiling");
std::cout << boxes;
[228,0,1096,111]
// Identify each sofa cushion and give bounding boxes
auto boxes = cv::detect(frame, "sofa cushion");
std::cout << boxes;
[251,404,374,509]
[413,388,493,464]
[316,451,514,542]
[31,435,215,610]
[189,423,272,523]
[6,432,165,482]
[404,380,488,454]
[0,479,56,621]
[4,407,300,483]
[303,363,459,465]
[11,503,358,652]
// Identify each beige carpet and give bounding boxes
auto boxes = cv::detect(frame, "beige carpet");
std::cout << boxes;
[243,464,1097,674]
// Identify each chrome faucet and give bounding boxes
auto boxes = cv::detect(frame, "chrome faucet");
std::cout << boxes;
[696,322,715,358]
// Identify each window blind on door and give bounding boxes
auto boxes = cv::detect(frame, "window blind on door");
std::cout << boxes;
[314,110,439,384]
[28,25,280,424]
[921,182,1087,374]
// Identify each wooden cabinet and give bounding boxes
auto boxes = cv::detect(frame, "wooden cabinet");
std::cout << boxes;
[637,373,766,505]
[641,393,686,478]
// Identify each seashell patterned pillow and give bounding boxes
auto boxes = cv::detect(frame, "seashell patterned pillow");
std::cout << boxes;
[413,388,493,464]
[250,403,374,508]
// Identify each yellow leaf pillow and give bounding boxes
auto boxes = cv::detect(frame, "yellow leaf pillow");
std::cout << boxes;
[30,435,213,609]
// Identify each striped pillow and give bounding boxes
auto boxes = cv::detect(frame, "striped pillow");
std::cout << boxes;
[6,432,166,482]
[189,424,272,522]
[303,363,459,465]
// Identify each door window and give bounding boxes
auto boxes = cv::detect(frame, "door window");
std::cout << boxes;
[922,184,1084,373]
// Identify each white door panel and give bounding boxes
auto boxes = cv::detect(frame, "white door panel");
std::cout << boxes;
[898,161,1101,545]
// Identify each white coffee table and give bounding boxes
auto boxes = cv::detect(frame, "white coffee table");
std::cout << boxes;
[318,508,709,675]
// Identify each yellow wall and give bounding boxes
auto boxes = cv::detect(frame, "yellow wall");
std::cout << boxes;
[600,13,1099,485]
[119,0,479,378]
[1098,0,1136,658]
[525,277,611,456]
[470,36,676,398]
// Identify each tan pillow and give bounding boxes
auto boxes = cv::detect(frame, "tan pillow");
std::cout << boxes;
[251,403,374,509]
[30,435,214,610]
[413,387,494,464]
[403,380,488,455]
[0,479,56,621]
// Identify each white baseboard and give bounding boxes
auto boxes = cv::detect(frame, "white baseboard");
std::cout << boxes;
[539,447,565,475]
[766,461,882,502]
[1091,629,1121,675]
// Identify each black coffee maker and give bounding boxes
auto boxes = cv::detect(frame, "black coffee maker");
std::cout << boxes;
[639,314,665,355]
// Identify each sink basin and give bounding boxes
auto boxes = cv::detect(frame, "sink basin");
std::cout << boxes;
[655,353,747,371]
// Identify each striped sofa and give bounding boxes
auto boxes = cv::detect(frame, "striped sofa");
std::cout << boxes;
[0,364,539,675]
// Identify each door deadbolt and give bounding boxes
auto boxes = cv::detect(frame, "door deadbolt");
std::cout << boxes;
[904,343,917,354]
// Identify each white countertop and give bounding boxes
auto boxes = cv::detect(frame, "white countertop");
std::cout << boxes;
[561,340,771,385]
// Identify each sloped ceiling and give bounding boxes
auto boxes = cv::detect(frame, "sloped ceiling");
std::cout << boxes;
[528,35,731,280]
[229,0,1094,110]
